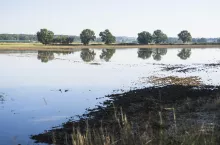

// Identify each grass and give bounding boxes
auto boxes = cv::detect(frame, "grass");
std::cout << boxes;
[31,85,220,145]
[147,76,203,86]
[0,43,220,51]
[49,107,218,145]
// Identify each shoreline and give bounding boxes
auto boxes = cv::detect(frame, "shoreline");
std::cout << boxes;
[0,43,220,51]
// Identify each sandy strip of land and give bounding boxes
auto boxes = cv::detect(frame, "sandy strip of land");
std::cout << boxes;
[0,43,220,51]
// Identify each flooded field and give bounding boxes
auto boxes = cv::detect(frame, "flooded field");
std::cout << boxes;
[0,48,220,145]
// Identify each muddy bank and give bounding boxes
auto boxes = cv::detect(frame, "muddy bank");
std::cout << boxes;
[31,85,220,145]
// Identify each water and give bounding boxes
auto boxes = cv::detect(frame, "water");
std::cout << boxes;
[0,48,220,144]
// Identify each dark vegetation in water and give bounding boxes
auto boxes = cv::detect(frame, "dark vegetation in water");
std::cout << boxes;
[162,62,220,73]
[0,94,5,104]
[31,85,220,145]
[161,65,198,73]
[161,65,185,71]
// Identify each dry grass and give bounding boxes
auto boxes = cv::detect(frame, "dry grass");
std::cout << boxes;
[0,43,220,51]
[51,108,218,145]
[145,76,203,86]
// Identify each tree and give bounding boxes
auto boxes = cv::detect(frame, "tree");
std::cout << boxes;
[192,38,197,43]
[99,29,116,44]
[80,49,96,62]
[178,30,192,43]
[61,36,74,44]
[80,29,96,45]
[197,38,207,43]
[53,36,74,44]
[65,36,74,44]
[137,31,152,44]
[100,49,116,61]
[152,30,168,44]
[0,34,37,41]
[217,38,220,43]
[178,48,191,60]
[137,48,152,59]
[37,29,54,45]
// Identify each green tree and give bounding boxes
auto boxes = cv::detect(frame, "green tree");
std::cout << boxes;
[178,30,192,43]
[137,31,152,44]
[100,49,116,62]
[80,29,96,45]
[178,48,191,60]
[60,36,74,44]
[137,48,152,59]
[52,37,61,44]
[53,36,74,44]
[0,34,37,41]
[80,49,96,62]
[197,38,207,43]
[152,30,168,44]
[37,29,54,45]
[99,29,116,44]
[65,36,74,44]
[217,38,220,43]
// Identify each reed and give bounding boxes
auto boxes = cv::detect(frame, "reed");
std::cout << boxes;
[50,106,218,145]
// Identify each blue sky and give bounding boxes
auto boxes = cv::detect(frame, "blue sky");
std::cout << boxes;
[1,0,220,37]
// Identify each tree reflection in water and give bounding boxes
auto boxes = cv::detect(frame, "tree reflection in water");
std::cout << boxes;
[137,48,152,59]
[138,48,167,61]
[178,48,192,60]
[80,49,96,62]
[152,48,167,61]
[37,51,55,63]
[37,51,74,63]
[100,49,116,62]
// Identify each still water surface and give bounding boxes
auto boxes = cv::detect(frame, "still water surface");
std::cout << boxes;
[0,48,220,144]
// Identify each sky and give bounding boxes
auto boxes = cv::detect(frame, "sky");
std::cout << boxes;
[1,0,220,37]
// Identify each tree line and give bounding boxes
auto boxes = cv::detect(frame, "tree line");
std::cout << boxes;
[0,34,37,41]
[37,29,116,45]
[1,29,220,44]
[36,28,214,45]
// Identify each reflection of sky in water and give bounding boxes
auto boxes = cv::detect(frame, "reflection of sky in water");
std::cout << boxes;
[0,48,220,144]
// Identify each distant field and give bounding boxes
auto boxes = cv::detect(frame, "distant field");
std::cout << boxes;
[0,43,220,51]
